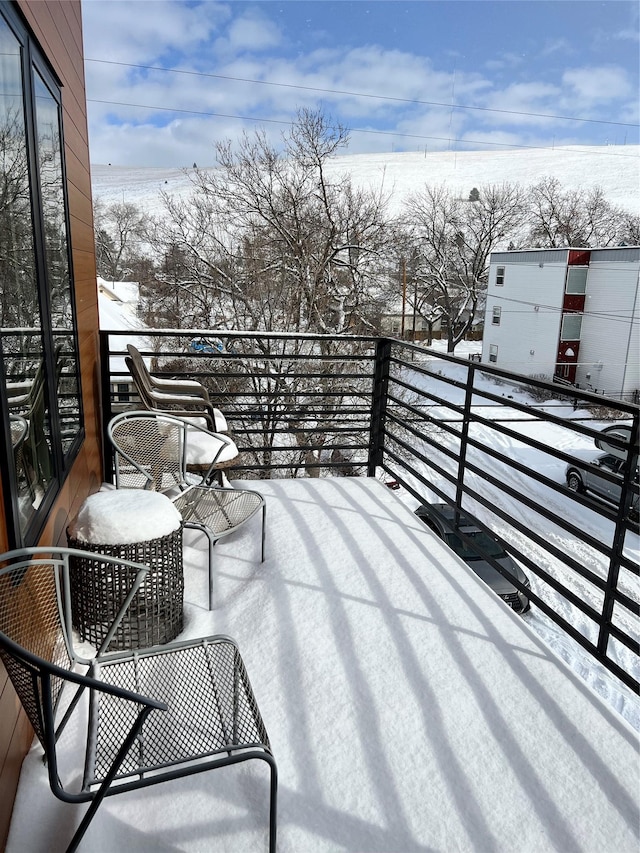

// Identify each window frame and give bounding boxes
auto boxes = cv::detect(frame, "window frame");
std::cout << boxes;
[495,266,505,286]
[560,313,583,342]
[492,306,501,325]
[489,344,498,363]
[566,267,588,295]
[0,2,84,548]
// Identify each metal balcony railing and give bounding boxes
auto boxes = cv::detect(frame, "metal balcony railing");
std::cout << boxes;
[100,330,639,693]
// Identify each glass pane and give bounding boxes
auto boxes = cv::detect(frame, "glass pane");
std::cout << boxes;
[561,314,582,340]
[566,268,587,295]
[34,71,82,454]
[0,18,54,533]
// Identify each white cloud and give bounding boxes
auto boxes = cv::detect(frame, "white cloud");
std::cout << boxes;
[613,27,640,42]
[82,0,229,64]
[562,66,632,102]
[540,37,573,58]
[81,1,638,167]
[224,10,283,52]
[484,52,525,72]
[478,81,562,128]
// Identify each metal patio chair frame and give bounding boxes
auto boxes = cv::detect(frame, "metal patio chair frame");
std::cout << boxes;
[125,344,227,433]
[108,411,266,609]
[0,546,277,853]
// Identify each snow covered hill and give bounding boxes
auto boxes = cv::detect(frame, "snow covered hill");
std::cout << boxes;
[92,144,640,217]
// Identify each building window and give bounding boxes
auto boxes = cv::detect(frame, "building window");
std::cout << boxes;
[495,266,505,286]
[566,267,587,294]
[492,306,501,325]
[0,5,83,547]
[114,382,131,403]
[561,314,582,341]
[489,344,498,363]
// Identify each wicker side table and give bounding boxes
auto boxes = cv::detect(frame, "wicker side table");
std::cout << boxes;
[67,490,184,651]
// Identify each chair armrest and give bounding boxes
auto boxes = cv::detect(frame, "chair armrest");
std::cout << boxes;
[145,387,222,432]
[150,375,210,401]
[180,420,238,480]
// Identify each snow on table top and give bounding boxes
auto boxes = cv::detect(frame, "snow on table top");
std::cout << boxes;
[68,489,182,545]
[9,478,639,853]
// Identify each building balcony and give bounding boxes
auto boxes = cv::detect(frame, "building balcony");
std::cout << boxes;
[6,329,638,851]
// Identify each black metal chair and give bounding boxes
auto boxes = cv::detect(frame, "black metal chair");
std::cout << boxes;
[108,411,266,609]
[0,547,277,853]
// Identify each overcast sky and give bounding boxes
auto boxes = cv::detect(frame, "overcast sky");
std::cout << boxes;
[81,0,640,167]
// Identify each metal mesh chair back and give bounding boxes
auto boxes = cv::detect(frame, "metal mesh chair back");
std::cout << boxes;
[0,552,73,745]
[110,412,185,491]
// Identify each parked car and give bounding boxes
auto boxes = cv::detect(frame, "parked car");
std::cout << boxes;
[189,337,224,354]
[565,453,639,520]
[414,502,531,613]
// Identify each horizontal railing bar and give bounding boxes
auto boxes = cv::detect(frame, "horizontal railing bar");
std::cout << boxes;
[390,339,640,416]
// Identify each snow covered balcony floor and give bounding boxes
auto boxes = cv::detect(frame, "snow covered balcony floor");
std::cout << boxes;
[7,478,639,853]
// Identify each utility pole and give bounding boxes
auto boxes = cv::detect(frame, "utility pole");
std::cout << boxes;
[400,259,406,338]
[412,273,417,340]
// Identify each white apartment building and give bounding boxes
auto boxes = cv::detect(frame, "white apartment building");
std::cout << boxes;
[481,247,640,401]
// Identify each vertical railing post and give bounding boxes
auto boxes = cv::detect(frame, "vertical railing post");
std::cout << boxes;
[368,338,391,477]
[597,409,640,658]
[99,331,114,483]
[454,359,475,512]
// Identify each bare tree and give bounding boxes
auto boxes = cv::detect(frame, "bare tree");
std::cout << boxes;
[523,177,633,248]
[402,182,526,352]
[188,108,390,335]
[146,109,390,477]
[620,212,640,246]
[93,199,148,281]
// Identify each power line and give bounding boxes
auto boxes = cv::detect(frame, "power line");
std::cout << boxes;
[86,57,640,131]
[485,293,639,325]
[86,97,640,159]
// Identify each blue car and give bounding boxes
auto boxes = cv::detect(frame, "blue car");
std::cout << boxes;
[189,337,224,354]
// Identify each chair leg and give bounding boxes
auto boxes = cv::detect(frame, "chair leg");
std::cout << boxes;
[265,753,278,853]
[208,536,216,611]
[66,712,152,852]
[261,503,266,563]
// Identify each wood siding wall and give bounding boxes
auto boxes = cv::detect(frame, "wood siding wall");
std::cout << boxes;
[0,2,102,847]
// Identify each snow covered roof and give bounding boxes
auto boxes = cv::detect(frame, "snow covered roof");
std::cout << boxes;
[97,277,142,332]
[96,277,150,374]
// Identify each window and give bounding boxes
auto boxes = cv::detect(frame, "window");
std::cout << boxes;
[566,267,587,295]
[561,314,582,341]
[492,306,501,325]
[0,5,83,546]
[115,382,131,403]
[489,345,498,363]
[495,266,505,286]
